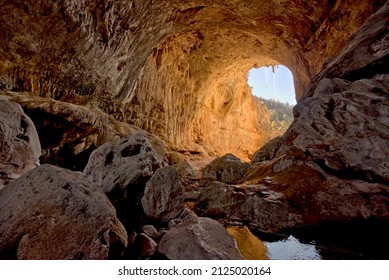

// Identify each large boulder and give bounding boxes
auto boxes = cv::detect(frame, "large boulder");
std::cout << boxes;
[0,164,127,259]
[0,100,40,189]
[158,216,244,260]
[1,92,166,171]
[202,153,250,184]
[83,133,161,228]
[141,166,185,223]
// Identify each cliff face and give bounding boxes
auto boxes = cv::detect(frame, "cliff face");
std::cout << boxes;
[0,0,383,159]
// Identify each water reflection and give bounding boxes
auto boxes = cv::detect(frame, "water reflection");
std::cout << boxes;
[228,220,389,260]
[264,235,321,260]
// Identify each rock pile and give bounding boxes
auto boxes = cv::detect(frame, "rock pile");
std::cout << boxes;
[0,113,242,259]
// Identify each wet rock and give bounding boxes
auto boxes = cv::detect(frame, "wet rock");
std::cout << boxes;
[159,217,243,260]
[141,166,185,223]
[202,154,250,184]
[0,100,41,189]
[0,164,127,259]
[83,133,161,228]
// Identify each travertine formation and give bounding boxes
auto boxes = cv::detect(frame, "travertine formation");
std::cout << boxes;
[0,0,384,159]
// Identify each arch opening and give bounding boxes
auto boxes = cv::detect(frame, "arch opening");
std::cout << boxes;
[247,65,295,135]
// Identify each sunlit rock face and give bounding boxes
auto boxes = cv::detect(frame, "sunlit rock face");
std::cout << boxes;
[0,0,384,159]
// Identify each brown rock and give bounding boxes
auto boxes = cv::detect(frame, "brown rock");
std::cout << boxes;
[202,154,250,184]
[1,92,166,171]
[0,164,127,259]
[159,217,243,260]
[0,100,40,189]
[141,166,185,223]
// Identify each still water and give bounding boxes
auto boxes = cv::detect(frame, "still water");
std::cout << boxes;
[265,236,321,260]
[257,220,389,260]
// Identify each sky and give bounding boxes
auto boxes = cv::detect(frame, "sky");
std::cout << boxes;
[247,65,296,105]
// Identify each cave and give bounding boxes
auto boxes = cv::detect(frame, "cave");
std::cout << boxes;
[1,0,389,260]
[1,0,381,159]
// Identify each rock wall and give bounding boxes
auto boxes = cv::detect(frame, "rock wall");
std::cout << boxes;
[1,0,383,159]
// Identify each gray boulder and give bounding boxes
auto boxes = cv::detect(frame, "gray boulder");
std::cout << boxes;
[0,164,127,259]
[159,217,243,260]
[141,166,185,222]
[0,100,40,189]
[202,153,250,184]
[83,133,162,229]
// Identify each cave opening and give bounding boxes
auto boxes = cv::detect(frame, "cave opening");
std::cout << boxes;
[247,65,295,134]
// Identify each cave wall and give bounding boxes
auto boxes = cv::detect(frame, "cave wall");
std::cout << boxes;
[0,0,384,158]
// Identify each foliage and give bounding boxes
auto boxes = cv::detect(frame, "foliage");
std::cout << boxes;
[255,96,294,132]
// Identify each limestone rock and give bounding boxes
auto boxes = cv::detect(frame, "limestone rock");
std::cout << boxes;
[0,164,127,259]
[0,100,40,189]
[202,154,250,184]
[141,166,185,222]
[158,217,244,260]
[1,92,166,171]
[83,133,161,228]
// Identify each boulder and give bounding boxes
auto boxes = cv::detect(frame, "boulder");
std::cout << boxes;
[196,181,246,217]
[141,166,185,222]
[202,153,250,184]
[0,100,41,189]
[1,92,166,171]
[158,217,244,260]
[0,164,127,259]
[83,133,162,228]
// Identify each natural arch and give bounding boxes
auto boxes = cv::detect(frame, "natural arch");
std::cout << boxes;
[0,0,383,159]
